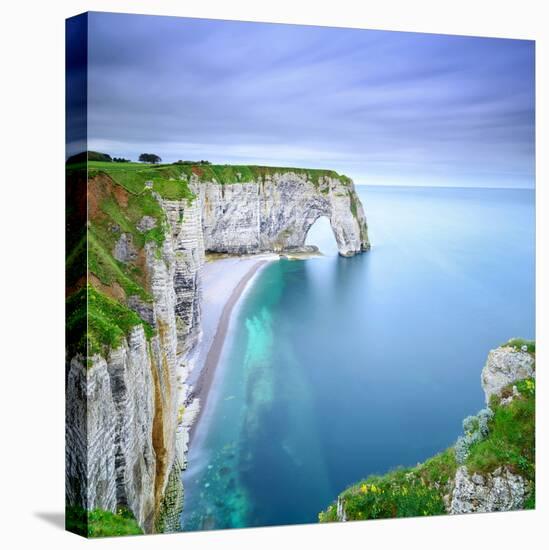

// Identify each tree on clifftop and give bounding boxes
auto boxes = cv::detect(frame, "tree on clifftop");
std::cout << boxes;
[138,153,162,164]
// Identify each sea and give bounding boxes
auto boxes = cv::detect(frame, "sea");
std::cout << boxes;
[181,185,535,531]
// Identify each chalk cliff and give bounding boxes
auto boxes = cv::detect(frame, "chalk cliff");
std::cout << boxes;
[65,161,369,535]
[195,172,369,256]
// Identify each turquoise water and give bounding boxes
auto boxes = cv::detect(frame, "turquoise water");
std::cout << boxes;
[181,186,535,531]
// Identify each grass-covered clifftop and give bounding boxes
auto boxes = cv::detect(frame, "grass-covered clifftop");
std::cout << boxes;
[71,159,353,194]
[66,157,356,359]
[66,167,165,359]
[319,340,535,522]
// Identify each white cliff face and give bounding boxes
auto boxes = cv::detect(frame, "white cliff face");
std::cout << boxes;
[450,466,527,514]
[65,327,157,531]
[66,170,369,533]
[194,172,369,257]
[66,192,206,533]
[101,327,156,530]
[144,197,205,531]
[481,346,535,404]
[66,356,117,514]
[160,197,205,352]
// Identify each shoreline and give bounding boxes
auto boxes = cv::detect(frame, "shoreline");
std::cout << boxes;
[188,257,270,441]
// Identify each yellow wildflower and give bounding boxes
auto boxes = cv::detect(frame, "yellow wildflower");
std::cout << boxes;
[360,484,368,494]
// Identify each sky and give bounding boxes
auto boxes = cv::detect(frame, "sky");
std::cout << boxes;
[81,12,535,188]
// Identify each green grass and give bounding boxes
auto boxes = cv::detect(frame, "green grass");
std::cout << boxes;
[87,230,150,301]
[67,162,171,357]
[66,230,87,288]
[349,189,358,219]
[86,184,166,306]
[198,164,352,186]
[66,284,153,358]
[319,448,455,522]
[66,287,88,358]
[66,507,143,538]
[88,160,353,189]
[502,338,535,354]
[468,378,535,481]
[87,284,154,355]
[88,161,195,200]
[99,189,167,248]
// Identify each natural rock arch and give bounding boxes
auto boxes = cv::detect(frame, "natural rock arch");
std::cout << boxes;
[196,171,370,257]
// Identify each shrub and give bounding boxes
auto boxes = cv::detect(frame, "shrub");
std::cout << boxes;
[477,408,494,437]
[455,436,470,464]
[139,153,162,164]
[455,408,493,464]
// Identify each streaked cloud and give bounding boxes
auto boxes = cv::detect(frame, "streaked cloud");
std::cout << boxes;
[84,13,535,188]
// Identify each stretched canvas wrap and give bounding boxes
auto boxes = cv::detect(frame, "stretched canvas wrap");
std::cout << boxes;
[65,11,536,538]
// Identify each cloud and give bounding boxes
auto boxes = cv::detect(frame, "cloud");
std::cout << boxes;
[84,13,535,188]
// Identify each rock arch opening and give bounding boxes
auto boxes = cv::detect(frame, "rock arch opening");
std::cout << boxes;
[305,215,339,256]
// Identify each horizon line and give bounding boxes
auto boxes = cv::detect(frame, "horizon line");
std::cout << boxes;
[356,183,535,191]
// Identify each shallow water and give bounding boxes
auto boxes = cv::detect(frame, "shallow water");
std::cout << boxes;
[181,185,535,531]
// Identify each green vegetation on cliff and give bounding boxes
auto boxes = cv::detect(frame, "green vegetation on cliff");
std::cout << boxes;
[169,163,352,186]
[66,285,154,358]
[469,377,535,493]
[86,159,352,190]
[319,449,456,522]
[319,344,536,522]
[67,160,173,359]
[504,337,535,354]
[88,161,195,199]
[66,507,143,538]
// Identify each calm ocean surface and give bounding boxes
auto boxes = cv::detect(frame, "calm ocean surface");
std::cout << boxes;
[181,186,535,531]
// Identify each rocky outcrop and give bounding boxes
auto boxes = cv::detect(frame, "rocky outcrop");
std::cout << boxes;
[481,346,535,403]
[194,173,369,257]
[66,356,117,514]
[320,340,534,523]
[113,233,138,263]
[446,343,535,515]
[450,466,527,514]
[336,497,347,522]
